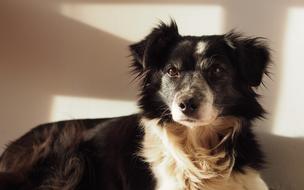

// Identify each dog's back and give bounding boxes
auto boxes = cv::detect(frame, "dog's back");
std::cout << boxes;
[0,114,155,190]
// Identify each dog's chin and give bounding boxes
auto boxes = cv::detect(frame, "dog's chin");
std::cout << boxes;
[172,115,218,128]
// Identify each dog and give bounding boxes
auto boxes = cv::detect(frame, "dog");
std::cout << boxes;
[0,21,270,190]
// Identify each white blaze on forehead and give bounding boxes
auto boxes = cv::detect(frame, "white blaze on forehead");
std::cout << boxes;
[196,41,207,54]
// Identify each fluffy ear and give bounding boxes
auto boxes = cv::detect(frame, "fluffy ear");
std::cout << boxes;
[225,32,271,86]
[129,20,179,74]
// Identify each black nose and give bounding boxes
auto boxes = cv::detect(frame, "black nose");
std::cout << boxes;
[178,98,199,116]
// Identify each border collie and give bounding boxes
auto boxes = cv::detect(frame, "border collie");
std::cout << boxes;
[0,21,270,190]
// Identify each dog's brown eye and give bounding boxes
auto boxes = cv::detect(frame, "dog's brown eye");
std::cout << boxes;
[214,67,222,73]
[167,67,179,77]
[210,66,224,76]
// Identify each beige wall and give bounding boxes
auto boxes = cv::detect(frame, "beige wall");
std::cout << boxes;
[1,0,304,189]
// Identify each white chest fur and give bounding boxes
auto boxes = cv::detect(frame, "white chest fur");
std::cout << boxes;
[140,118,268,190]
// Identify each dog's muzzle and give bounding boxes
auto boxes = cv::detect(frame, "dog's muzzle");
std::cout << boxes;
[171,89,218,127]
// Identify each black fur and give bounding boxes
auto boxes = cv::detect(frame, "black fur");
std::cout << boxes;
[0,20,270,189]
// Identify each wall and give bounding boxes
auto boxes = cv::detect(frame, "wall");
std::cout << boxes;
[0,0,304,189]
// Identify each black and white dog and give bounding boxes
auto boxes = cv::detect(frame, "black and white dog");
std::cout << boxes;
[0,21,270,190]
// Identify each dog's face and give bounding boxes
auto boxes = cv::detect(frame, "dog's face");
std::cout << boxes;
[130,21,270,127]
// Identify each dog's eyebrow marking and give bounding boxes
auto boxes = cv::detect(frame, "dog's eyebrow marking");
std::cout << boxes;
[196,41,207,54]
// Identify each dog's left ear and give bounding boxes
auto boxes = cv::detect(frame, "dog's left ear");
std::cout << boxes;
[225,32,271,86]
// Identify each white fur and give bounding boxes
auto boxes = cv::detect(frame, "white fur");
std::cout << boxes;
[221,169,269,190]
[196,41,206,54]
[140,118,268,190]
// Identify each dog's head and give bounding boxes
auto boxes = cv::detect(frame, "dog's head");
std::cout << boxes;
[130,21,270,127]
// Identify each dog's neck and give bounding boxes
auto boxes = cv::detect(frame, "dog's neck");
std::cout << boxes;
[140,116,241,190]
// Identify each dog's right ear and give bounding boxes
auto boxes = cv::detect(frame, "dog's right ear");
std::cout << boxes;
[225,32,271,87]
[129,20,180,74]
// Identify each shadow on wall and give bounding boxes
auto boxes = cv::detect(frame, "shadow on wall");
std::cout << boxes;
[1,0,304,190]
[0,0,137,149]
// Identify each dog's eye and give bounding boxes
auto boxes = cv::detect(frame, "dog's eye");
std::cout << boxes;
[209,66,224,77]
[167,67,180,77]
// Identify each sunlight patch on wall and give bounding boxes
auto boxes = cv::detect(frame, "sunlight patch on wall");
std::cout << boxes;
[272,8,304,137]
[60,3,223,41]
[51,95,138,121]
